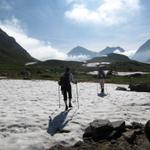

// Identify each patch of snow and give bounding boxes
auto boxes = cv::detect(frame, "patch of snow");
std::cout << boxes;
[116,72,149,76]
[100,62,111,65]
[0,76,7,79]
[0,80,150,150]
[83,62,110,67]
[83,62,99,67]
[25,62,38,66]
[88,70,109,75]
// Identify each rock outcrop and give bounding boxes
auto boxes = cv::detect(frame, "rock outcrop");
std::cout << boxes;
[49,120,150,150]
[129,83,150,92]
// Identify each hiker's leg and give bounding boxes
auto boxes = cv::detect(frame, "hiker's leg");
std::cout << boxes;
[68,85,72,107]
[63,88,68,110]
[100,79,104,93]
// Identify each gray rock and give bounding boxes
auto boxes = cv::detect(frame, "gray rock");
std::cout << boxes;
[111,139,116,144]
[109,120,126,139]
[74,141,84,147]
[123,130,136,144]
[116,87,127,91]
[129,83,150,92]
[83,119,113,141]
[112,120,125,131]
[132,122,144,129]
[145,120,150,142]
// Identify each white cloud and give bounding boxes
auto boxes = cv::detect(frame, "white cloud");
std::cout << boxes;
[67,54,89,61]
[114,49,136,58]
[65,0,83,4]
[65,0,141,25]
[0,0,12,11]
[122,50,137,58]
[0,17,67,61]
[66,4,99,23]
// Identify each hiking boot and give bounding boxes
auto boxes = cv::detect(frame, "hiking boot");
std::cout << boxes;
[65,105,68,111]
[101,88,104,93]
[69,103,72,107]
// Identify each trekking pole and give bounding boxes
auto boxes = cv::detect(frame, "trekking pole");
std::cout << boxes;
[97,82,98,94]
[58,84,61,108]
[97,81,99,94]
[76,83,79,109]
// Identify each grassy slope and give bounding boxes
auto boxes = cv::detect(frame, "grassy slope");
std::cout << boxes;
[0,59,150,84]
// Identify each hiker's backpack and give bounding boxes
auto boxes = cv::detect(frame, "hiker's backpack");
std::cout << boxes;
[58,73,70,87]
[98,68,105,79]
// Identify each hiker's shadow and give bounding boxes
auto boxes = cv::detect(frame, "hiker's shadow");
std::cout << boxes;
[47,110,71,136]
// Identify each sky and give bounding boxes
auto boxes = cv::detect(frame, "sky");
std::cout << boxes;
[0,0,150,60]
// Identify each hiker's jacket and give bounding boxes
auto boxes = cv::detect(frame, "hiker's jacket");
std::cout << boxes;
[59,72,75,87]
[98,68,105,79]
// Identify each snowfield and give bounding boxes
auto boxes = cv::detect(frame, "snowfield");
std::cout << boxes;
[0,79,150,150]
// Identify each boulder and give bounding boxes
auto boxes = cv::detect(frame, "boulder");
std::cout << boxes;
[49,144,69,150]
[145,120,150,142]
[129,83,150,92]
[112,121,125,131]
[116,87,127,91]
[107,121,125,139]
[83,119,113,141]
[111,121,125,138]
[123,130,136,144]
[131,122,144,129]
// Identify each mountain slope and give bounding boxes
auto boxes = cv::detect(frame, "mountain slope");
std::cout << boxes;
[67,46,98,58]
[99,46,125,55]
[87,53,130,63]
[132,39,150,62]
[0,28,36,64]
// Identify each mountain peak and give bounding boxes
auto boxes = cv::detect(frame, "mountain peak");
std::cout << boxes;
[74,45,84,49]
[67,46,98,59]
[133,39,150,62]
[99,46,125,55]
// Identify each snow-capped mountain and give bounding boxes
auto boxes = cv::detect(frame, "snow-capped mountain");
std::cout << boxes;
[67,46,126,60]
[132,39,150,62]
[67,46,98,58]
[99,46,125,55]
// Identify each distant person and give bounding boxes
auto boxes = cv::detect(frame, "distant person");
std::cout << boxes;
[58,67,77,111]
[98,65,106,93]
[21,68,31,79]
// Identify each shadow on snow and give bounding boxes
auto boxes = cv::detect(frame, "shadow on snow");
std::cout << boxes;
[47,109,72,136]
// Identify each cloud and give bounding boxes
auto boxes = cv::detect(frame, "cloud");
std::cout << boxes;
[65,0,83,4]
[0,0,12,11]
[114,49,136,58]
[67,55,89,61]
[0,17,67,61]
[65,0,141,26]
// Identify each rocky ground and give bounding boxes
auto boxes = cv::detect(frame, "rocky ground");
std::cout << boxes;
[49,120,150,150]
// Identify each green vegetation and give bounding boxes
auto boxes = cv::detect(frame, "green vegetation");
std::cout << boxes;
[0,58,150,85]
[106,74,150,84]
[0,28,36,65]
[1,62,150,85]
[110,61,150,72]
[88,53,130,63]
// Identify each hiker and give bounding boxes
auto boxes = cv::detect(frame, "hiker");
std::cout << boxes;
[21,68,31,79]
[58,67,77,111]
[98,65,106,93]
